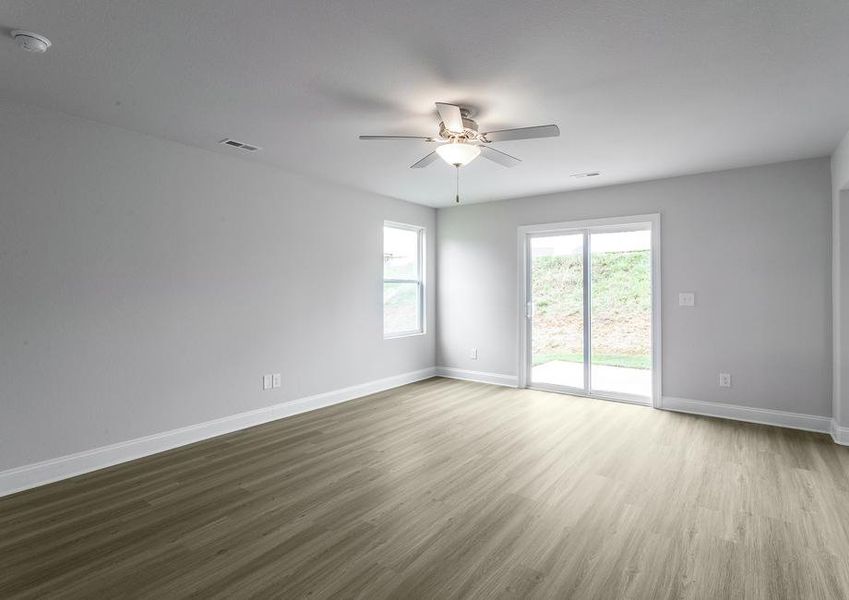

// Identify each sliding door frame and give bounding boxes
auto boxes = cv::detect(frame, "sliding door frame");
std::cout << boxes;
[517,214,662,408]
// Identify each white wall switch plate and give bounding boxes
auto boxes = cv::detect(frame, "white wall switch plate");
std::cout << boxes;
[678,292,695,307]
[272,373,281,389]
[719,373,731,388]
[262,374,272,390]
[470,347,478,360]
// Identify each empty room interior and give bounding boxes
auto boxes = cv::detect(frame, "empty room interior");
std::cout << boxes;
[3,2,849,598]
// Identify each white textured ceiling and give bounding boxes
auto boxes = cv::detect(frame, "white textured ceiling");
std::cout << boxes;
[2,1,849,206]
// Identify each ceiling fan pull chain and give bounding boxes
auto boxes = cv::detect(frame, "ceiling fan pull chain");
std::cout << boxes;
[455,164,460,203]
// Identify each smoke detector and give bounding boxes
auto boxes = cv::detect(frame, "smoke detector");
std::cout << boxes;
[11,30,52,53]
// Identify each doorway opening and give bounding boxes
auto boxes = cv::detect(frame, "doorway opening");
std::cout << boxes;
[518,215,661,406]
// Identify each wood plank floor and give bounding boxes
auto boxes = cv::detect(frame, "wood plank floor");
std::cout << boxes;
[2,377,849,599]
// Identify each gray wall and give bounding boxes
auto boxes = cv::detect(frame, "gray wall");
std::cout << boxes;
[0,96,836,473]
[831,130,849,427]
[0,101,435,470]
[437,158,832,417]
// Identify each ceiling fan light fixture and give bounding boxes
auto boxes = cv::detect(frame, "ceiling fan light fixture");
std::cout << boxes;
[435,141,481,167]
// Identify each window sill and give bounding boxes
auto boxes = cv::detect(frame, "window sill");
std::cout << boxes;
[384,330,426,340]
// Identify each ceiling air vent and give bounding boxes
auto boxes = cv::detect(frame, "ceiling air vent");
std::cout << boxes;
[219,138,262,152]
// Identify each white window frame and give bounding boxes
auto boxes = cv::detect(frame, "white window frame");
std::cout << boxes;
[383,221,426,339]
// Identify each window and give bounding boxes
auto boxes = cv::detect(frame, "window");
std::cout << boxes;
[383,222,424,337]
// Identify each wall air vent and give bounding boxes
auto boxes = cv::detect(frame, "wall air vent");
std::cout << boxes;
[219,138,262,152]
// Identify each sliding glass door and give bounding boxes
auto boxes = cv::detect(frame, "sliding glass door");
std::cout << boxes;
[524,217,658,405]
[529,233,586,389]
[589,229,652,399]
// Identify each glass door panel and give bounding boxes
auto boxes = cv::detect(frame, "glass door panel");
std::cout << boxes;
[589,230,652,398]
[529,234,585,389]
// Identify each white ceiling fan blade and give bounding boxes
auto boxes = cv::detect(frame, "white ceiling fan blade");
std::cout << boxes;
[479,145,521,168]
[410,151,440,168]
[435,102,464,133]
[482,124,560,142]
[359,135,437,142]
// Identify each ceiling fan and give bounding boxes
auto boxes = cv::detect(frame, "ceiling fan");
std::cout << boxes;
[360,102,559,202]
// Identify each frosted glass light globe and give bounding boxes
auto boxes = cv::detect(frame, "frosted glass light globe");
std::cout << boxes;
[435,142,481,166]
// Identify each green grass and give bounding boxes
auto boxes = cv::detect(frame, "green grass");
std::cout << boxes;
[531,249,652,357]
[531,251,651,315]
[532,352,651,370]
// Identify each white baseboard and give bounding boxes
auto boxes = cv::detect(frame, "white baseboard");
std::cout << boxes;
[832,420,849,446]
[662,396,833,436]
[435,366,518,387]
[0,367,437,498]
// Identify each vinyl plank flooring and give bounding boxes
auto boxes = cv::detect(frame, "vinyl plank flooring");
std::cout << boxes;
[1,377,848,599]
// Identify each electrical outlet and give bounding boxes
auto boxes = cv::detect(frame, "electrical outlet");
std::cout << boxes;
[272,373,281,389]
[679,292,695,307]
[470,347,478,360]
[262,374,273,390]
[719,373,731,388]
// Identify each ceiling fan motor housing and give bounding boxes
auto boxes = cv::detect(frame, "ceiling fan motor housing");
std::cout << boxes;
[438,115,485,143]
